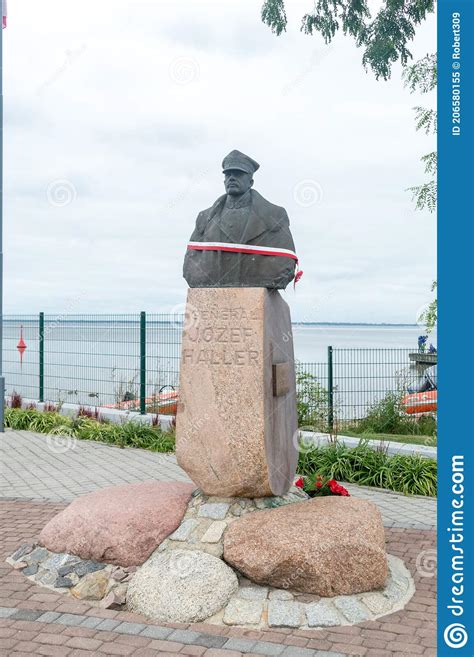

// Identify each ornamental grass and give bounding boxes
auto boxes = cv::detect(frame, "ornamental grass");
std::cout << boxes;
[297,439,437,497]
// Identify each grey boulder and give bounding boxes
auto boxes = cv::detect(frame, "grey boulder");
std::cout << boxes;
[127,549,238,623]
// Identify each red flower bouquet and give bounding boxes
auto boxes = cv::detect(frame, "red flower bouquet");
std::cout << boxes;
[294,474,350,497]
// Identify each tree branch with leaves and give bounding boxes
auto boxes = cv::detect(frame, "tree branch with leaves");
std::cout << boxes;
[403,53,437,214]
[403,53,437,332]
[261,0,435,80]
[260,1,437,333]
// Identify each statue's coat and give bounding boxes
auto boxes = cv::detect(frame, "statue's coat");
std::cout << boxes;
[183,190,296,289]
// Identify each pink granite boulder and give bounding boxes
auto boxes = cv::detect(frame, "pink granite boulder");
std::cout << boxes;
[39,481,195,567]
[223,496,388,597]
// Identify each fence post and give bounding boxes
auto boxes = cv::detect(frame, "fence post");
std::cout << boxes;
[39,312,44,403]
[327,345,334,432]
[140,311,146,415]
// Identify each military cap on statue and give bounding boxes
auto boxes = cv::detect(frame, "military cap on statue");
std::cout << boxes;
[222,150,260,174]
[184,149,297,290]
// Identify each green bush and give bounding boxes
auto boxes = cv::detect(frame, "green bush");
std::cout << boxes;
[297,439,437,497]
[4,408,175,453]
[5,407,68,433]
[350,392,437,437]
[296,367,329,430]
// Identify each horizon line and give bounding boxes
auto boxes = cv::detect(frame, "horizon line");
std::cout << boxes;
[2,317,434,328]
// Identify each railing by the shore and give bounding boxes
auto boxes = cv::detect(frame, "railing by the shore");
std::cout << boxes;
[3,314,435,430]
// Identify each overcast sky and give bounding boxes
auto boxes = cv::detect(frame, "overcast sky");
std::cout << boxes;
[3,0,436,323]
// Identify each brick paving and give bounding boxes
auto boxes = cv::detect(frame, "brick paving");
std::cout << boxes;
[0,430,437,656]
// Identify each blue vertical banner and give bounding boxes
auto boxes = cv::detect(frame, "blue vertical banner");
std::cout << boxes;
[438,0,474,655]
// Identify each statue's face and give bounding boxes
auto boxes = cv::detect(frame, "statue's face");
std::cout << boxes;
[224,170,253,196]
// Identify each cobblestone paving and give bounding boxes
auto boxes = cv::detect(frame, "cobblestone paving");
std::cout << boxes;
[0,430,436,530]
[0,500,436,657]
[0,429,188,500]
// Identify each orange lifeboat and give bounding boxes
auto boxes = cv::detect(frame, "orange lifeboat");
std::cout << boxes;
[103,390,178,414]
[402,390,437,415]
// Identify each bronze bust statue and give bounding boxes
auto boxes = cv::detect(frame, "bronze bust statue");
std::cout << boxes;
[183,150,298,289]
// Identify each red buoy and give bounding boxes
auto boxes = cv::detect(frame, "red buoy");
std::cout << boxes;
[17,325,27,366]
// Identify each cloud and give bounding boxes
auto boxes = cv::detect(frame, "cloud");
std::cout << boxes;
[3,0,436,322]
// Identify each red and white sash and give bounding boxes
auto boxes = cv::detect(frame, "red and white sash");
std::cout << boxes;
[187,241,303,285]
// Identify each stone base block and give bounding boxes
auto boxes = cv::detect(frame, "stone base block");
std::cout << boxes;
[176,287,298,497]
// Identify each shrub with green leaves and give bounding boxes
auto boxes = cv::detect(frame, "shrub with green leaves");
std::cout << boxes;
[4,408,175,453]
[351,391,436,437]
[296,366,329,430]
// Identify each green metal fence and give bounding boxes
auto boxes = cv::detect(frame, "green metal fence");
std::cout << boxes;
[3,314,434,429]
[331,347,428,429]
